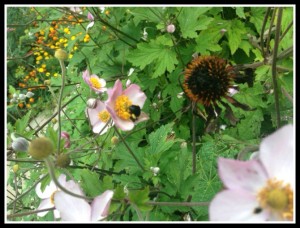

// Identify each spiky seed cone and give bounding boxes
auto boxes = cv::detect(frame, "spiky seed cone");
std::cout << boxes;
[56,153,71,168]
[28,137,54,160]
[183,56,234,106]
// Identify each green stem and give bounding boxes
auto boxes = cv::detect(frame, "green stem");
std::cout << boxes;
[260,7,271,59]
[7,174,48,208]
[266,8,277,56]
[7,207,55,219]
[57,59,66,153]
[131,203,144,221]
[147,201,209,207]
[44,157,93,201]
[272,8,283,128]
[33,94,80,135]
[114,126,145,171]
[192,102,197,174]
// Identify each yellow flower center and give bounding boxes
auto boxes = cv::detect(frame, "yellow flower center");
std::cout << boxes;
[257,179,293,220]
[98,110,110,123]
[90,77,102,89]
[50,190,59,205]
[114,95,132,120]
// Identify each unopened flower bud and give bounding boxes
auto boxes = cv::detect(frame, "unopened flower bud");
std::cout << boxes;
[26,91,34,98]
[56,153,71,168]
[19,94,26,100]
[12,137,29,152]
[220,28,227,35]
[87,98,97,109]
[13,164,19,173]
[52,118,57,124]
[13,93,18,99]
[128,68,135,76]
[61,131,70,148]
[44,80,51,86]
[150,166,160,176]
[10,98,18,104]
[166,24,176,33]
[54,49,68,61]
[28,137,54,160]
[180,141,187,149]
[126,79,131,87]
[111,136,119,145]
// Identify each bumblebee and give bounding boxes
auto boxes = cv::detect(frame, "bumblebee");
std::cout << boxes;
[129,105,141,121]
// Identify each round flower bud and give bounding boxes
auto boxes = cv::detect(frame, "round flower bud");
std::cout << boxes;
[54,49,68,61]
[26,91,34,98]
[180,141,187,149]
[12,137,29,152]
[12,164,19,173]
[56,153,71,168]
[87,98,97,109]
[28,137,54,160]
[150,166,160,176]
[166,24,176,33]
[10,98,18,104]
[18,94,26,100]
[111,136,119,145]
[44,80,51,86]
[52,118,57,124]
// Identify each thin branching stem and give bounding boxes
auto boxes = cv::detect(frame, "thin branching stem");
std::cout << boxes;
[114,126,145,171]
[7,207,55,219]
[260,7,271,59]
[272,8,283,128]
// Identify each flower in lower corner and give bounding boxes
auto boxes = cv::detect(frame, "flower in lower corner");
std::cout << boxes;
[87,100,113,134]
[35,174,68,218]
[54,183,114,221]
[209,124,294,221]
[82,70,107,93]
[105,79,149,131]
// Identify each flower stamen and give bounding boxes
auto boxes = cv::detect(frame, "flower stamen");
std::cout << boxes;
[98,110,110,123]
[114,95,132,120]
[257,179,293,220]
[90,77,102,89]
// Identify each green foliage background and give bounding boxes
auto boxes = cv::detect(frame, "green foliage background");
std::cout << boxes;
[6,6,293,222]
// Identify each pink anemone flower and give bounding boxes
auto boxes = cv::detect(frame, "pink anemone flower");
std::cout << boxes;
[209,124,294,221]
[87,100,113,134]
[82,70,107,93]
[105,79,149,131]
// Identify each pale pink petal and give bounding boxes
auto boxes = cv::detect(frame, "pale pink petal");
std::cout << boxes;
[218,158,268,192]
[259,124,294,187]
[106,105,134,131]
[106,79,123,106]
[87,12,94,21]
[82,70,92,86]
[91,190,114,221]
[98,78,106,88]
[134,111,149,124]
[37,198,53,217]
[93,122,109,135]
[209,189,269,221]
[36,181,56,199]
[64,180,85,196]
[54,191,91,221]
[57,174,67,186]
[87,100,106,126]
[123,84,147,108]
[53,209,61,219]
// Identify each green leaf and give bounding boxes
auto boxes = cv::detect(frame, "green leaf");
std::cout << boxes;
[79,169,102,197]
[147,123,174,154]
[237,109,264,140]
[127,36,178,78]
[195,28,223,54]
[239,40,252,57]
[130,7,164,25]
[15,110,31,134]
[235,7,245,19]
[177,8,213,38]
[250,8,267,33]
[227,19,247,55]
[128,186,152,211]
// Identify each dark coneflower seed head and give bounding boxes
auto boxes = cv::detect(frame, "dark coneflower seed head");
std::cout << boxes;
[183,56,235,106]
